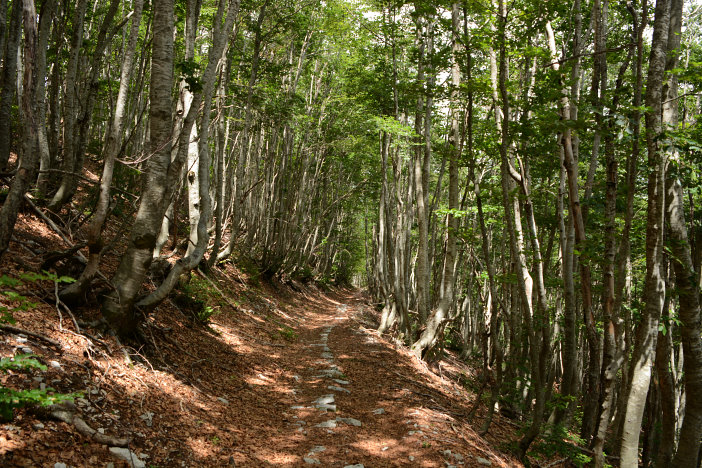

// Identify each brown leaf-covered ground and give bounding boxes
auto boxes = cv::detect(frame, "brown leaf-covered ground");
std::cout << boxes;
[0,207,533,467]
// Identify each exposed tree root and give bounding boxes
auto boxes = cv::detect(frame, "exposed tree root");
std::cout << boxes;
[50,408,130,446]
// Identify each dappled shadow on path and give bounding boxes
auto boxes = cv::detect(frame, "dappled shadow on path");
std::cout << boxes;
[0,267,521,467]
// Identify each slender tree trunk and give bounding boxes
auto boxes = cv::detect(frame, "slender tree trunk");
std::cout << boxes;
[60,0,145,302]
[0,0,21,170]
[0,0,38,258]
[619,0,671,463]
[47,0,87,207]
[137,0,239,308]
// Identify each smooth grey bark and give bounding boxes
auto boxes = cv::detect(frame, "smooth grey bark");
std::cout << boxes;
[611,1,647,450]
[137,0,239,308]
[665,1,702,463]
[411,4,458,358]
[655,296,676,467]
[619,0,671,464]
[102,0,175,336]
[0,0,21,170]
[412,9,429,325]
[0,0,38,258]
[218,2,266,261]
[60,0,144,303]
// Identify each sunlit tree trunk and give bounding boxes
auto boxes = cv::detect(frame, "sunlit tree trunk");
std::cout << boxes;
[102,0,176,336]
[60,0,145,302]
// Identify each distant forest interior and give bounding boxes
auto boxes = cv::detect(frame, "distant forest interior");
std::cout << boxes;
[0,0,701,466]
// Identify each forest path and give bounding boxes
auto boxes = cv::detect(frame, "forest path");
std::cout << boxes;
[257,289,520,467]
[0,273,521,467]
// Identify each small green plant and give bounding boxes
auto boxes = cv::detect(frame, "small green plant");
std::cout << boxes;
[0,272,76,421]
[0,356,76,421]
[211,435,221,445]
[177,274,222,324]
[531,424,592,468]
[278,325,298,342]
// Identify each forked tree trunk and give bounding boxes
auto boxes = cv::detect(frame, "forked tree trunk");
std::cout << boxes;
[102,0,176,336]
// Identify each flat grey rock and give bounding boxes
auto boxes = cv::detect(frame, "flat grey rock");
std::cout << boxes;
[372,408,385,415]
[304,457,320,464]
[53,464,67,468]
[315,420,337,428]
[291,405,306,410]
[336,417,361,427]
[333,379,349,385]
[476,457,491,466]
[109,447,146,468]
[217,397,230,405]
[321,352,334,360]
[328,385,350,393]
[314,395,335,405]
[343,465,364,468]
[309,446,326,453]
[20,347,33,354]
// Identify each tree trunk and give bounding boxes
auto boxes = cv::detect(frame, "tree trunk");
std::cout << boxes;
[60,0,145,303]
[619,0,671,463]
[102,0,175,336]
[0,0,38,258]
[0,0,21,170]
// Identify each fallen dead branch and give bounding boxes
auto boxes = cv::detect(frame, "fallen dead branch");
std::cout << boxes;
[0,324,62,348]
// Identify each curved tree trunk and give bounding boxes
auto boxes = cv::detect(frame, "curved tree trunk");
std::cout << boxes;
[102,0,176,336]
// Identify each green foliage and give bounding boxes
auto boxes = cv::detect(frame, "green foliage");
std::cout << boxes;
[531,424,592,468]
[277,325,298,342]
[176,274,222,324]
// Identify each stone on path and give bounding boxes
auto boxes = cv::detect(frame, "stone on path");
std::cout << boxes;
[321,352,334,360]
[343,465,364,468]
[304,457,321,464]
[336,417,362,427]
[309,446,326,454]
[372,408,385,415]
[314,395,334,405]
[54,464,67,468]
[476,456,492,466]
[313,395,336,410]
[315,420,337,428]
[328,385,350,393]
[109,447,146,468]
[333,379,349,385]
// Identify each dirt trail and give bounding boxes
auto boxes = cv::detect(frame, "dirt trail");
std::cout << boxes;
[249,289,520,467]
[1,274,521,467]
